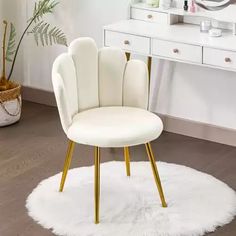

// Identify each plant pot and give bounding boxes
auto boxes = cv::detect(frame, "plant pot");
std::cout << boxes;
[0,84,22,127]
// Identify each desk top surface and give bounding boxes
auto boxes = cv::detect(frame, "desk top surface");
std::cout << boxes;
[104,20,236,52]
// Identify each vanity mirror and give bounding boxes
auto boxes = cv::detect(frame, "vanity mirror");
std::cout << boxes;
[195,0,236,11]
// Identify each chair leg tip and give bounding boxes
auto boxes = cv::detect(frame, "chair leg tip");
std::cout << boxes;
[162,202,168,208]
[59,187,63,192]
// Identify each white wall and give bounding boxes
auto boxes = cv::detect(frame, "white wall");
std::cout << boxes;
[1,0,236,130]
[0,0,26,84]
[24,0,129,90]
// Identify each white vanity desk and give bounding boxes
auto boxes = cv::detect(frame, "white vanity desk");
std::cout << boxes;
[103,3,236,72]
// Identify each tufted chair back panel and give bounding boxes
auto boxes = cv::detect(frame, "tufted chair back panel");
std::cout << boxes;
[69,38,99,111]
[52,53,78,133]
[98,47,127,107]
[123,60,149,109]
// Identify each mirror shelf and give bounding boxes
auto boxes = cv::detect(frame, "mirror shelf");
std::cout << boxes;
[131,2,236,34]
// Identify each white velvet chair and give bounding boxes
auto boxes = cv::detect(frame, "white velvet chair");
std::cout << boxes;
[52,37,167,224]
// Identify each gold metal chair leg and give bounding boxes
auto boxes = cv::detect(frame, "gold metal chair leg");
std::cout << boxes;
[145,143,167,208]
[147,56,152,81]
[124,147,131,176]
[59,140,75,192]
[94,147,100,224]
[126,52,131,61]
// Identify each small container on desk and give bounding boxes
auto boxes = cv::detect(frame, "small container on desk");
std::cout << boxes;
[200,20,212,33]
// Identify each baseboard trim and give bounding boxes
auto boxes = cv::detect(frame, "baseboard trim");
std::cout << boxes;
[22,86,236,147]
[158,113,236,147]
[22,86,56,107]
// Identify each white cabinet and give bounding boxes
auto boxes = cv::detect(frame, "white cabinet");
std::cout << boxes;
[103,4,236,71]
[203,47,236,70]
[152,39,202,63]
[104,31,150,55]
[131,8,168,24]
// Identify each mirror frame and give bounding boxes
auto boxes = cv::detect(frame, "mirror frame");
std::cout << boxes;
[194,0,236,10]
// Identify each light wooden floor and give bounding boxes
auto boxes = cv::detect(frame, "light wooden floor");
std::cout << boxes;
[0,101,235,236]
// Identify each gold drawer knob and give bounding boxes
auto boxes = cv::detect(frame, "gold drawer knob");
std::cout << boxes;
[124,40,130,45]
[225,57,231,62]
[147,14,153,19]
[173,48,179,53]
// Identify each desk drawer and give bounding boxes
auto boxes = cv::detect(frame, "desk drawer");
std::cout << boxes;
[131,8,168,24]
[105,30,150,55]
[203,47,236,70]
[152,39,202,63]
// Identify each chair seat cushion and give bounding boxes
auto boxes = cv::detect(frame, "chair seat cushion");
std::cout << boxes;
[67,106,163,147]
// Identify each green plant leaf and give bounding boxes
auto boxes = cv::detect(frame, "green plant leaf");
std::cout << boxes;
[6,23,16,62]
[29,21,44,45]
[28,21,67,47]
[29,0,59,23]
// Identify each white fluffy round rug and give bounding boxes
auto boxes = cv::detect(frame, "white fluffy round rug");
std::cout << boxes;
[26,161,236,236]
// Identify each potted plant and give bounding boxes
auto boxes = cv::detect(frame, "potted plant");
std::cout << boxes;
[0,0,67,127]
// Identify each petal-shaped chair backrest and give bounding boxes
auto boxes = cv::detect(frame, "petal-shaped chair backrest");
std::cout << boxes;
[69,38,99,112]
[98,47,127,106]
[52,53,78,133]
[123,59,148,109]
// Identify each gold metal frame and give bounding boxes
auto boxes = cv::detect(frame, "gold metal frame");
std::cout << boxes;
[124,147,131,176]
[126,52,131,61]
[145,142,167,207]
[147,56,152,81]
[94,147,100,224]
[59,140,75,192]
[59,141,167,224]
